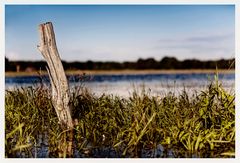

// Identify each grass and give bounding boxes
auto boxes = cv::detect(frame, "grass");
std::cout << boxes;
[5,74,235,158]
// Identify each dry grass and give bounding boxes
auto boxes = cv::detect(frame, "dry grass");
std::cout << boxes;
[5,69,234,77]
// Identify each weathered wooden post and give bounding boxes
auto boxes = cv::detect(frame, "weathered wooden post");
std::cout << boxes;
[37,22,73,157]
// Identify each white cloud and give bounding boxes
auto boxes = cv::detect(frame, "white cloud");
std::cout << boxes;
[153,33,234,60]
[6,51,21,61]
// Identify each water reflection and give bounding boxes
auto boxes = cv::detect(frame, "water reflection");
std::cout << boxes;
[5,73,235,97]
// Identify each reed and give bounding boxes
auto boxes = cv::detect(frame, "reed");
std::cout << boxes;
[5,75,235,158]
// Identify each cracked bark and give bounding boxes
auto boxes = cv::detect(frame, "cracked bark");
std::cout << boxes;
[37,22,73,157]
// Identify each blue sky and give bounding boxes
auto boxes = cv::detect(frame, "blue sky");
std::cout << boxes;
[5,5,235,62]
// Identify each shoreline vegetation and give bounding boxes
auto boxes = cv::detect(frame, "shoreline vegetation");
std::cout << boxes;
[5,57,235,74]
[5,69,235,77]
[5,74,235,158]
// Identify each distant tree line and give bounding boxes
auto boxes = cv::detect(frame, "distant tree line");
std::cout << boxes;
[5,57,235,72]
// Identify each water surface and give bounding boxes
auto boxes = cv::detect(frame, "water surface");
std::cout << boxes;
[5,73,235,96]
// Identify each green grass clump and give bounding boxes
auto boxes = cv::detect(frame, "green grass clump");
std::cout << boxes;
[5,86,61,157]
[5,78,235,158]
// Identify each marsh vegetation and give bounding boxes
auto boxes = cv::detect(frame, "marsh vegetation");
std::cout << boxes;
[5,73,235,158]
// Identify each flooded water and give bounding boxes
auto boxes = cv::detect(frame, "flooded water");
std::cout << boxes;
[15,137,231,158]
[5,73,235,96]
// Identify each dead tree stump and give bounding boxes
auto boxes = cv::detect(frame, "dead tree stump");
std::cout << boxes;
[37,22,73,157]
